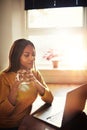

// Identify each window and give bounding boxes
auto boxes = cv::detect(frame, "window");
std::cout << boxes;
[26,7,87,70]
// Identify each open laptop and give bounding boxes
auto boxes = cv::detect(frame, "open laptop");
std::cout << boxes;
[32,86,87,128]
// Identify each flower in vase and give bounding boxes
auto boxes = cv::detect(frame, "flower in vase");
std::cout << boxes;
[43,49,58,61]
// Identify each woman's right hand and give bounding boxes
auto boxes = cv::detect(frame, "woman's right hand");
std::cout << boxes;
[8,69,30,105]
[8,69,31,105]
[8,77,21,106]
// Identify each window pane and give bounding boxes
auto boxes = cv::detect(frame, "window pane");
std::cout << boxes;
[27,7,87,70]
[28,29,86,70]
[28,7,83,28]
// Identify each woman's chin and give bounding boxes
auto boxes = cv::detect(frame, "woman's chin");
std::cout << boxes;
[27,65,33,69]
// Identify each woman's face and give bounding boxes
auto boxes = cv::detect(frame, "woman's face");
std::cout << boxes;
[20,45,35,70]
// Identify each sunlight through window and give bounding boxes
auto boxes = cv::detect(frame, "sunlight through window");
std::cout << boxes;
[26,7,87,70]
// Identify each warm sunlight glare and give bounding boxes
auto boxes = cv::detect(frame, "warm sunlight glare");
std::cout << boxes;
[62,48,86,70]
[28,7,87,70]
[54,30,86,70]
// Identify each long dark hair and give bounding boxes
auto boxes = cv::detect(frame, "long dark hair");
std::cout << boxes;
[5,38,35,72]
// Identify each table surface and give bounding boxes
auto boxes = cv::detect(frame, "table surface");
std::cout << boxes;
[18,112,87,130]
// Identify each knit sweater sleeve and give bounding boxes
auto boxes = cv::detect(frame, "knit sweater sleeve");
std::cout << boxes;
[0,72,15,116]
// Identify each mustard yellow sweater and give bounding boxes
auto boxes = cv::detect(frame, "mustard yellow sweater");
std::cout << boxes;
[0,70,53,128]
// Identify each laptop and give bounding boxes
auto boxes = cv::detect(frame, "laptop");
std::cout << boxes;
[32,86,87,128]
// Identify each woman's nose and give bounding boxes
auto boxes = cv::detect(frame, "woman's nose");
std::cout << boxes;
[29,55,35,61]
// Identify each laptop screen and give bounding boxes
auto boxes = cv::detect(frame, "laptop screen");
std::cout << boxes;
[32,86,87,128]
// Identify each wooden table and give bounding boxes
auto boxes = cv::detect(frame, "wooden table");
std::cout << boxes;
[18,112,87,130]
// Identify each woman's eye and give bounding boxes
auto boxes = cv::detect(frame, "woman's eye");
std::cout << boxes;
[24,54,29,57]
[24,54,35,58]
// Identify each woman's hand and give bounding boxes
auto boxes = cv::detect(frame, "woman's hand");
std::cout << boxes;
[8,76,21,106]
[17,69,45,95]
[28,73,45,96]
[17,69,45,96]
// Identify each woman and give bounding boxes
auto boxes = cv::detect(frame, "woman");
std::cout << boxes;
[0,39,53,129]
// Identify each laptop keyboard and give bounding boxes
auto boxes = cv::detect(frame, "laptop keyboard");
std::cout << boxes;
[47,111,63,124]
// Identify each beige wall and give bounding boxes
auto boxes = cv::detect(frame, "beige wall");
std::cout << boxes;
[0,0,25,70]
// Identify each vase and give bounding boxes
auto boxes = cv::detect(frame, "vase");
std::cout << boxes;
[52,60,58,68]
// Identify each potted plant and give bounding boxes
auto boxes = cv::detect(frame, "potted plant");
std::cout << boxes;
[43,49,59,68]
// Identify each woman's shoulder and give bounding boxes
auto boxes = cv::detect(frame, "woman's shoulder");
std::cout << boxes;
[0,71,7,81]
[0,71,5,76]
[0,71,16,78]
